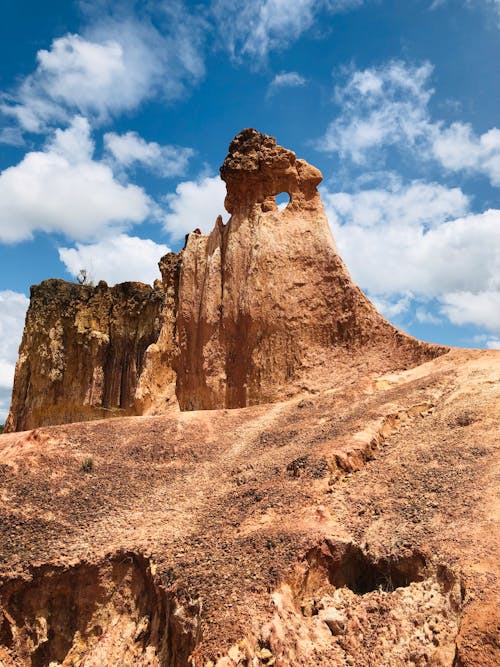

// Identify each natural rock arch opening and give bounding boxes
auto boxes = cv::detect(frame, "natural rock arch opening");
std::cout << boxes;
[275,191,291,210]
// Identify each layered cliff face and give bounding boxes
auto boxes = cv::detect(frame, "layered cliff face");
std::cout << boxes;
[5,280,164,432]
[6,129,447,430]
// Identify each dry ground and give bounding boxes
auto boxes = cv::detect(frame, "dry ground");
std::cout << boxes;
[0,348,498,666]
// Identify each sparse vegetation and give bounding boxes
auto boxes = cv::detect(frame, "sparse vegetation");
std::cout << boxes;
[80,456,94,473]
[0,424,4,434]
[77,269,94,286]
[450,411,476,428]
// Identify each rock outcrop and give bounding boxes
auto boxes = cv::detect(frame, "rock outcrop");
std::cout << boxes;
[173,129,444,410]
[5,280,164,432]
[6,129,446,431]
[0,130,498,667]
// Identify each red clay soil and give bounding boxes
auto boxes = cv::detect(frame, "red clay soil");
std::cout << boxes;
[0,347,498,666]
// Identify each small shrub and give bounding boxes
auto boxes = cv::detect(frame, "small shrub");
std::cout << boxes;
[0,424,4,434]
[76,269,94,286]
[450,411,476,428]
[80,457,94,473]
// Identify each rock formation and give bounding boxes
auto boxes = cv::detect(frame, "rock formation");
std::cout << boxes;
[0,130,498,666]
[173,129,443,410]
[5,129,446,431]
[5,279,164,432]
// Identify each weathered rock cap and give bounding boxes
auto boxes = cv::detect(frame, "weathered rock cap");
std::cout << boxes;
[220,128,323,213]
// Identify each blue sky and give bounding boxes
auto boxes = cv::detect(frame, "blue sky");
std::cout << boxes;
[0,0,499,420]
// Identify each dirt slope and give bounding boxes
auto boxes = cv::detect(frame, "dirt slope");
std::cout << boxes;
[0,348,498,666]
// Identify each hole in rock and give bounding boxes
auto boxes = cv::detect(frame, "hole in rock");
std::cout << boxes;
[303,541,446,596]
[268,541,464,666]
[275,192,291,210]
[0,552,201,667]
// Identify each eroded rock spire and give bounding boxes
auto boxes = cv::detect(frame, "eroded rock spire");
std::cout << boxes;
[220,128,322,214]
[6,130,446,430]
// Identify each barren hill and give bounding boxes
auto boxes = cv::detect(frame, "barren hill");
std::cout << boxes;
[0,131,498,667]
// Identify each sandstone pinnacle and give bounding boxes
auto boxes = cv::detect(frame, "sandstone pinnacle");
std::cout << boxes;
[6,130,446,431]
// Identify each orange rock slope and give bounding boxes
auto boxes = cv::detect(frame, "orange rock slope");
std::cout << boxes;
[0,130,498,667]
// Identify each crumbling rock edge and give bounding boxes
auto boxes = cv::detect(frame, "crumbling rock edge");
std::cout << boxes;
[211,541,464,667]
[0,551,201,667]
[0,542,464,667]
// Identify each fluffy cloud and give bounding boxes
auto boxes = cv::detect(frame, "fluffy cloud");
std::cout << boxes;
[267,71,306,96]
[163,176,229,241]
[0,291,29,423]
[326,180,469,232]
[2,35,129,131]
[432,124,500,186]
[440,291,500,332]
[103,131,194,178]
[324,179,500,333]
[320,60,500,185]
[1,6,206,132]
[211,0,362,62]
[322,61,433,161]
[59,234,170,285]
[0,117,151,243]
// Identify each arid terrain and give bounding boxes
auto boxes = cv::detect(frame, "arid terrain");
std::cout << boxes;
[0,131,498,666]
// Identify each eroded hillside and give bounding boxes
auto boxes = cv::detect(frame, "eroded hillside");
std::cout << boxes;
[0,130,498,666]
[0,348,498,665]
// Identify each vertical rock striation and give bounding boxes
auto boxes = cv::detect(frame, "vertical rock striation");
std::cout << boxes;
[6,129,447,430]
[174,128,445,409]
[134,253,181,415]
[5,280,164,431]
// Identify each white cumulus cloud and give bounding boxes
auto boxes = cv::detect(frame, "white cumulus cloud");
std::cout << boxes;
[2,33,140,131]
[163,176,230,241]
[211,0,362,62]
[58,234,170,286]
[325,179,469,232]
[0,291,29,423]
[440,291,500,332]
[319,60,500,185]
[432,123,500,186]
[324,179,500,334]
[0,116,151,243]
[1,6,206,133]
[103,131,194,178]
[321,61,434,163]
